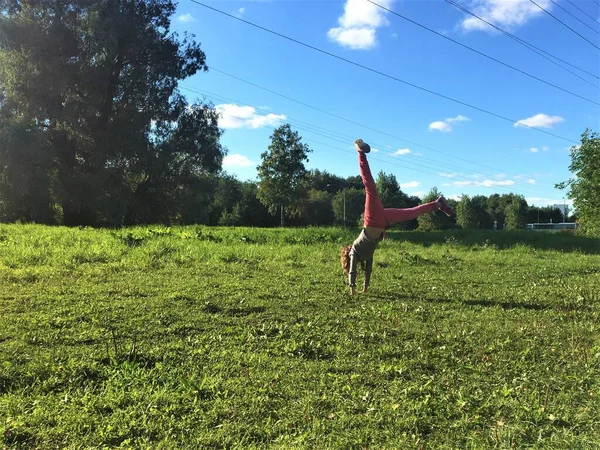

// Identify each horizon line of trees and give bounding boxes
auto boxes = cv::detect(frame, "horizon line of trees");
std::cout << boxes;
[0,1,595,233]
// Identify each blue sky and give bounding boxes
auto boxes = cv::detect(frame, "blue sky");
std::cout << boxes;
[172,0,600,207]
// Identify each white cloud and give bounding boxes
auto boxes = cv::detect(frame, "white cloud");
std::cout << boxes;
[327,0,393,50]
[429,121,452,132]
[370,147,379,153]
[393,148,411,156]
[327,27,376,50]
[400,181,420,189]
[439,172,458,178]
[529,147,539,153]
[527,179,537,184]
[223,154,255,168]
[514,113,564,129]
[215,104,286,129]
[446,114,470,124]
[543,146,549,151]
[453,179,515,187]
[494,173,506,179]
[178,13,195,23]
[233,7,245,18]
[429,115,470,132]
[460,0,552,32]
[412,191,424,197]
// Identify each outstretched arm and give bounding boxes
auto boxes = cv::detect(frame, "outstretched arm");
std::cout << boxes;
[363,259,373,293]
[349,252,358,294]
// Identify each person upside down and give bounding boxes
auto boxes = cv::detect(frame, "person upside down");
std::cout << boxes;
[341,139,454,295]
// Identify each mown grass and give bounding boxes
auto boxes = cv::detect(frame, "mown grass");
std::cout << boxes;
[1,224,599,449]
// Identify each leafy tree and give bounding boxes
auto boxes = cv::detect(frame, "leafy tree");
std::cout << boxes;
[303,189,334,226]
[417,187,456,231]
[346,175,363,189]
[471,195,493,228]
[487,193,522,229]
[0,0,225,225]
[235,181,277,227]
[456,195,479,229]
[376,171,405,207]
[556,129,600,235]
[210,174,243,225]
[332,188,364,227]
[306,169,347,193]
[527,206,563,224]
[0,124,57,223]
[177,173,219,225]
[505,195,528,230]
[456,195,493,229]
[486,194,504,228]
[257,124,312,226]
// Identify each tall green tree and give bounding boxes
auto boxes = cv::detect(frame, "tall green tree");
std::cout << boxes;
[210,174,242,225]
[303,189,334,226]
[305,169,347,193]
[417,187,456,231]
[0,0,225,225]
[256,124,312,226]
[332,188,364,227]
[557,129,600,235]
[471,195,493,228]
[237,181,277,227]
[505,195,528,230]
[456,195,493,229]
[456,195,479,229]
[376,171,405,207]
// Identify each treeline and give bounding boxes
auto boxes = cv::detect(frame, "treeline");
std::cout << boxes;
[0,1,591,232]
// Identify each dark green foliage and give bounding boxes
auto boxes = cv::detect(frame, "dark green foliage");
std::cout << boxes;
[417,187,456,231]
[257,124,312,226]
[0,0,225,225]
[557,129,600,236]
[505,195,528,230]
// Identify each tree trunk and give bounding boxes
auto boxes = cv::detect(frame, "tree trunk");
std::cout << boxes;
[280,205,285,227]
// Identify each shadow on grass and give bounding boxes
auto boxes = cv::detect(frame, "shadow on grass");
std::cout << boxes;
[384,229,600,255]
[368,291,550,312]
[463,299,548,311]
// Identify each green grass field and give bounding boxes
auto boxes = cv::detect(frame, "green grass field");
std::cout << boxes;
[1,225,599,449]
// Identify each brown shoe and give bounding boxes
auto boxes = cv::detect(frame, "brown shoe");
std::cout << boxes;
[436,196,453,216]
[354,139,371,153]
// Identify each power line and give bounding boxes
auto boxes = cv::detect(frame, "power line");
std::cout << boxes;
[565,0,600,26]
[549,0,600,35]
[445,0,600,87]
[529,0,600,50]
[180,84,558,198]
[200,67,562,189]
[188,0,579,144]
[367,0,599,105]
